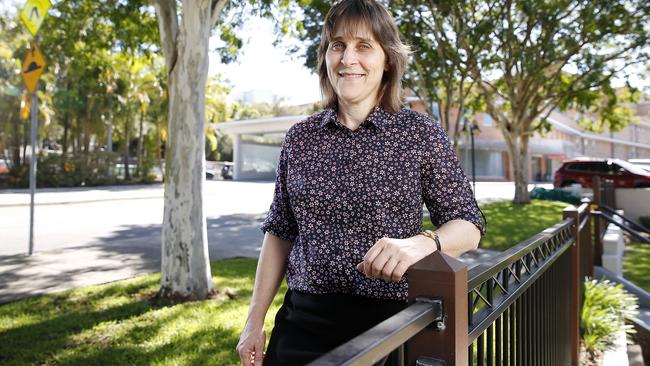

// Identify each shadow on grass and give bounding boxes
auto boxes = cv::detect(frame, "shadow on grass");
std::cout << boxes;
[0,298,159,365]
[54,325,244,365]
[0,258,277,366]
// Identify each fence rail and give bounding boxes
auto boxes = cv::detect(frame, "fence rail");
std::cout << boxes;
[310,198,605,365]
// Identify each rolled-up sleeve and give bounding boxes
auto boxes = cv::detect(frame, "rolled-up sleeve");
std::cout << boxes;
[420,120,485,235]
[260,135,299,242]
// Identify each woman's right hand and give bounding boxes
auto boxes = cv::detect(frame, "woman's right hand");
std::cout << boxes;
[236,324,266,366]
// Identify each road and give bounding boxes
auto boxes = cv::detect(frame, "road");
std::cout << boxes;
[0,180,552,257]
[0,180,552,303]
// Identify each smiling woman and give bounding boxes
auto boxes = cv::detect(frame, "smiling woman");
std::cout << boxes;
[236,1,485,365]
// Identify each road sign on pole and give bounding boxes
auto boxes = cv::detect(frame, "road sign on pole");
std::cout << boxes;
[20,0,52,36]
[28,91,38,255]
[21,42,46,94]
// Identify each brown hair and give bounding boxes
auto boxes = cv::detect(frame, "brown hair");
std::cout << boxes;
[317,0,410,113]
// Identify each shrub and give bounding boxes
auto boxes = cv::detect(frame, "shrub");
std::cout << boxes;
[36,152,120,188]
[581,278,638,365]
[528,187,582,205]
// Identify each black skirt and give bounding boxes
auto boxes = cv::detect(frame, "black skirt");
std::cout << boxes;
[264,289,407,366]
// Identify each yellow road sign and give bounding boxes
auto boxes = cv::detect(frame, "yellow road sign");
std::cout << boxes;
[20,0,52,36]
[21,42,46,94]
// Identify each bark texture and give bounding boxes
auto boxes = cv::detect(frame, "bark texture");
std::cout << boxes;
[154,0,215,299]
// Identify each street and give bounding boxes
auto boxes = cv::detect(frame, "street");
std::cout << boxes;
[0,180,552,257]
[0,180,550,303]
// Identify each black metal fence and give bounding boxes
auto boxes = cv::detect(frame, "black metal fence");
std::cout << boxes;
[308,202,594,366]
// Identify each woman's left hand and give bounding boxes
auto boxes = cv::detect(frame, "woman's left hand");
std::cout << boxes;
[356,237,435,282]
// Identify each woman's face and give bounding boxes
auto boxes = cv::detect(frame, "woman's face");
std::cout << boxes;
[325,22,388,108]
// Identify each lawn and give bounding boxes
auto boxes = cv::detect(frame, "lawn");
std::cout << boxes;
[0,258,286,366]
[623,241,650,293]
[1,199,643,366]
[423,199,569,251]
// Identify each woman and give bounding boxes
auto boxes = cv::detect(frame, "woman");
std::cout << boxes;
[237,1,484,365]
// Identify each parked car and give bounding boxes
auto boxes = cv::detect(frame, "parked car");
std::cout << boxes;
[0,160,8,174]
[629,159,650,173]
[221,163,234,180]
[553,158,650,188]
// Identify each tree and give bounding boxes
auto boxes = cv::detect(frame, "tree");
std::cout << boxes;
[299,1,487,152]
[459,0,649,203]
[151,0,302,300]
[299,0,649,204]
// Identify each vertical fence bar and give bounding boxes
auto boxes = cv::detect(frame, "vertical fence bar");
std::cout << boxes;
[563,205,581,366]
[592,177,603,266]
[478,334,484,366]
[406,252,468,365]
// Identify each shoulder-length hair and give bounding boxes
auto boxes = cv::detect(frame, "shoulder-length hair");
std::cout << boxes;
[317,0,410,114]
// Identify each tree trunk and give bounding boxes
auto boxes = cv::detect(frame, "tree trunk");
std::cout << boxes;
[62,111,69,158]
[124,111,131,180]
[11,114,21,171]
[504,131,531,204]
[136,107,145,179]
[156,0,213,300]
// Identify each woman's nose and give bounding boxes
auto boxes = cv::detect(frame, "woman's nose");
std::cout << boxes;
[341,48,358,66]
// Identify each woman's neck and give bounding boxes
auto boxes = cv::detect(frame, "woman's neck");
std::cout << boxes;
[337,98,378,131]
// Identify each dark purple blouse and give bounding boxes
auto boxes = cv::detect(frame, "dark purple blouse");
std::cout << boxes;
[261,106,484,301]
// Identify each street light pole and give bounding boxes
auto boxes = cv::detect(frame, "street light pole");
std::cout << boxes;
[464,120,480,197]
[470,123,476,194]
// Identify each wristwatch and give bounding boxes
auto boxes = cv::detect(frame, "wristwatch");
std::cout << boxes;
[420,230,442,252]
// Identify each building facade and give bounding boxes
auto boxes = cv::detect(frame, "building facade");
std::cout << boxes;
[216,100,650,182]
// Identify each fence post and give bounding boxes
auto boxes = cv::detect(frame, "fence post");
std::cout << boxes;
[563,205,581,366]
[406,251,468,366]
[592,176,603,266]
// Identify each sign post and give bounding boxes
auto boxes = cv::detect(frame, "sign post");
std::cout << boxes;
[20,0,50,255]
[28,90,38,255]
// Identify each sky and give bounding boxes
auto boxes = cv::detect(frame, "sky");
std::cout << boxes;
[208,17,320,106]
[1,0,320,106]
[3,0,646,106]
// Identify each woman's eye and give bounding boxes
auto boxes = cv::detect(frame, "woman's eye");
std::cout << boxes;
[331,42,344,50]
[358,43,371,50]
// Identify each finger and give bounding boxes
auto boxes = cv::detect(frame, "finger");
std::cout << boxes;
[255,337,266,365]
[356,262,364,272]
[239,350,251,366]
[363,241,385,274]
[254,345,264,366]
[391,262,409,282]
[381,257,399,282]
[370,250,390,278]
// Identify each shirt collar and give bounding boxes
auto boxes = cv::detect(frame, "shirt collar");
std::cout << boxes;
[318,105,394,130]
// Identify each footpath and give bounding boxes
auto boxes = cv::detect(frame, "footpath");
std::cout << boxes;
[0,184,164,207]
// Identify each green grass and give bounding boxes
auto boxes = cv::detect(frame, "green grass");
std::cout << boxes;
[0,258,286,366]
[423,199,569,251]
[623,241,650,293]
[2,199,642,365]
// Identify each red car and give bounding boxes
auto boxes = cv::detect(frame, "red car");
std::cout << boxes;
[553,158,650,188]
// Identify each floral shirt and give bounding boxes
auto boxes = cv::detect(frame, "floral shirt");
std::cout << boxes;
[261,106,484,301]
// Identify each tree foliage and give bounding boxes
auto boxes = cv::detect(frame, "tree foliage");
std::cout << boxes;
[298,0,650,203]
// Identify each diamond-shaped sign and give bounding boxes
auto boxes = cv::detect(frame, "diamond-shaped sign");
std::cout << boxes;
[20,0,52,36]
[21,42,46,94]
